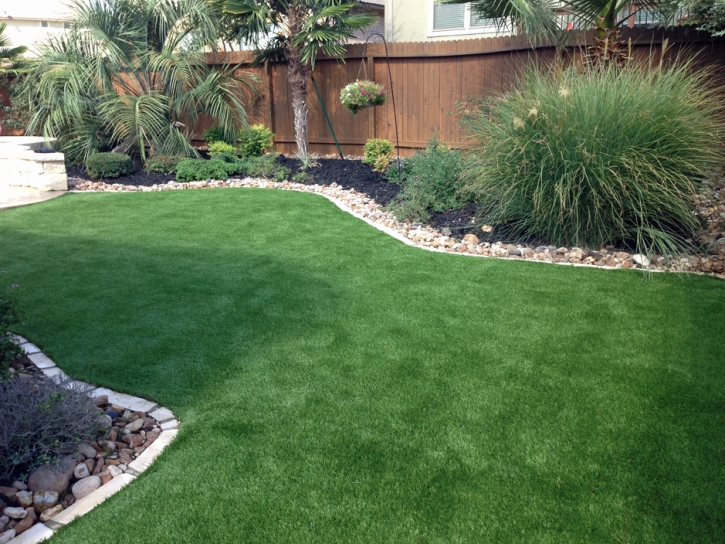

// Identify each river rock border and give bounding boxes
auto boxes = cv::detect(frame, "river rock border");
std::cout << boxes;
[1,336,179,544]
[68,176,725,280]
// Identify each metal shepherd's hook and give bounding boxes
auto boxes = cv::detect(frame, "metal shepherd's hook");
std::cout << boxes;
[361,33,401,185]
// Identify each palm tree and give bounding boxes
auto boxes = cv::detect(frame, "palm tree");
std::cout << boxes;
[443,0,665,56]
[19,0,253,164]
[0,22,28,75]
[218,0,377,162]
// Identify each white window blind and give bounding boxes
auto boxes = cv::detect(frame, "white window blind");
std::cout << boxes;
[434,3,465,30]
[470,11,497,28]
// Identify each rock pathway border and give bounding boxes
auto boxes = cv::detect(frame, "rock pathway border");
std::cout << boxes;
[2,336,179,544]
[68,176,725,280]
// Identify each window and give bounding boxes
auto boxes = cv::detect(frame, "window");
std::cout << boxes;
[40,21,48,27]
[434,2,465,30]
[64,22,71,29]
[429,1,509,37]
[633,8,665,27]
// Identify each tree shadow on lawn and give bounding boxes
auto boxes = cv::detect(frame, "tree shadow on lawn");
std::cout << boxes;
[0,189,724,543]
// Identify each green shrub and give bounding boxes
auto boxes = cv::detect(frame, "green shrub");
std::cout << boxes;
[202,125,228,144]
[145,155,183,174]
[238,124,274,157]
[85,152,133,179]
[176,157,247,182]
[386,136,468,222]
[291,171,309,183]
[362,138,394,173]
[461,59,724,255]
[246,155,290,181]
[208,141,237,157]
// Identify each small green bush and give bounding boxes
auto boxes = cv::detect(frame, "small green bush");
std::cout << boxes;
[238,124,274,158]
[245,155,290,181]
[176,157,247,182]
[208,141,237,157]
[386,136,468,222]
[291,171,309,183]
[145,155,183,174]
[362,139,394,172]
[86,152,133,179]
[203,126,227,144]
[460,59,724,255]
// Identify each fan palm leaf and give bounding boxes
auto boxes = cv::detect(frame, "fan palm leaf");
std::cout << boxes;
[19,0,254,164]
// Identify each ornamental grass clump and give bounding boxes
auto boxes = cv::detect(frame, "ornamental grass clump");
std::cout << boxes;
[340,80,386,115]
[461,57,724,256]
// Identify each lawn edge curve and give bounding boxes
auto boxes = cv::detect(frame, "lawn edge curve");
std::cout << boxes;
[67,178,725,280]
[5,335,179,544]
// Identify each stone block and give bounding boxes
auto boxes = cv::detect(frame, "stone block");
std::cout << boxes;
[27,353,56,369]
[91,388,156,413]
[148,407,175,423]
[42,162,67,174]
[5,522,54,544]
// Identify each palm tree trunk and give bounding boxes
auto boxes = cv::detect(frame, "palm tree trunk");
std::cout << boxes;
[287,53,309,161]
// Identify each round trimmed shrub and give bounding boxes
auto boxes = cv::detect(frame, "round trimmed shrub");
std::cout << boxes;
[362,138,394,173]
[86,152,133,180]
[461,58,724,255]
[238,124,274,158]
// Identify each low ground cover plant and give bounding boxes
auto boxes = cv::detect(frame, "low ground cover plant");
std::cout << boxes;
[86,153,134,180]
[176,155,290,182]
[238,124,274,157]
[0,376,108,481]
[461,58,724,255]
[387,136,468,221]
[145,155,184,174]
[362,138,394,173]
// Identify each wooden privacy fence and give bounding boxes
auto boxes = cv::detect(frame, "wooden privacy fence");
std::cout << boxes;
[203,28,725,157]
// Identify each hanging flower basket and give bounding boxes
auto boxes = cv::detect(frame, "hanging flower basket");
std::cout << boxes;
[340,80,386,115]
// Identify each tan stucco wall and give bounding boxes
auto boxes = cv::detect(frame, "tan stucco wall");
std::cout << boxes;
[0,19,70,56]
[384,0,511,42]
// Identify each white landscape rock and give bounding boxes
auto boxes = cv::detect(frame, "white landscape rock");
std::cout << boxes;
[71,476,101,501]
[632,254,651,267]
[3,507,27,520]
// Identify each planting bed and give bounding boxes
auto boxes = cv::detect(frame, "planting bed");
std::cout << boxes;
[0,338,178,544]
[66,156,725,278]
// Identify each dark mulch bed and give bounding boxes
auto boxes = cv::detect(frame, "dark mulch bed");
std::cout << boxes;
[67,165,176,187]
[68,155,492,237]
[276,156,401,206]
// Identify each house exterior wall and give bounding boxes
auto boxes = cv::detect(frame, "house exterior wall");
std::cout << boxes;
[384,0,512,42]
[1,1,72,55]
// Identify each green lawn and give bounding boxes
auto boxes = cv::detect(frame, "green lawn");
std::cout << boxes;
[1,189,724,543]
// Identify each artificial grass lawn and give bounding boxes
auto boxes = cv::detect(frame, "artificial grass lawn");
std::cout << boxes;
[0,189,723,543]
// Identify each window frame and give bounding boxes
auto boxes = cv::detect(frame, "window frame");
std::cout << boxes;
[427,0,505,37]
